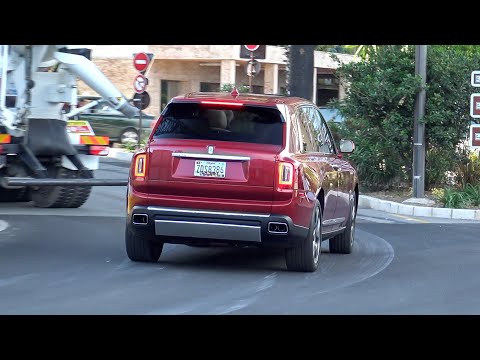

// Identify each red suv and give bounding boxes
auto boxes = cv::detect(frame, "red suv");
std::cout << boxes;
[126,91,358,272]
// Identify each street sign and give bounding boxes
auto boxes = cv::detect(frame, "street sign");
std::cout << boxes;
[133,52,152,73]
[245,59,261,77]
[469,124,480,149]
[244,45,260,52]
[133,91,151,110]
[472,71,480,87]
[471,94,480,118]
[133,74,148,94]
[240,45,266,59]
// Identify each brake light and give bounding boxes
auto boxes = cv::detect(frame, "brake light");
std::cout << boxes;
[278,162,294,189]
[134,154,147,177]
[201,101,244,107]
[89,145,109,156]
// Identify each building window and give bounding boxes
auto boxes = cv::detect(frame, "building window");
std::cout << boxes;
[200,82,220,92]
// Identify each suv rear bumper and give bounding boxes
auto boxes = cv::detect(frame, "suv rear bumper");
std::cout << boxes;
[127,206,309,248]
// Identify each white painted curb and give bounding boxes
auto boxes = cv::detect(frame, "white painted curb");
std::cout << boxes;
[359,195,480,220]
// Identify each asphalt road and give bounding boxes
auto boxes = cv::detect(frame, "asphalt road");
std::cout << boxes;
[1,157,480,314]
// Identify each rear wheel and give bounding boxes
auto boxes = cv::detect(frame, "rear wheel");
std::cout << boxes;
[31,167,93,208]
[0,187,31,202]
[125,227,163,262]
[120,128,138,145]
[285,200,322,272]
[329,193,357,254]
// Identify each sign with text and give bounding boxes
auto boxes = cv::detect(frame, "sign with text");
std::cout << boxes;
[471,94,480,118]
[470,124,480,149]
[66,120,95,135]
[472,71,480,87]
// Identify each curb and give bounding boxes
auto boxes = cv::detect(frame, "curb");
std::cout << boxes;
[359,195,480,221]
[108,148,133,162]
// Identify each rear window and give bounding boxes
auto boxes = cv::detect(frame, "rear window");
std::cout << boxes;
[153,102,284,145]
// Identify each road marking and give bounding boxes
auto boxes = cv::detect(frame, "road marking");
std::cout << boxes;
[0,220,8,232]
[391,214,430,223]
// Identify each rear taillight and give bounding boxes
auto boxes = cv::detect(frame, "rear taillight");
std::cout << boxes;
[134,154,147,177]
[89,145,109,156]
[277,162,294,189]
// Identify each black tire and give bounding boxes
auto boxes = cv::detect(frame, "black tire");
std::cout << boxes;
[125,227,163,262]
[0,187,31,202]
[329,193,357,254]
[31,168,93,208]
[285,200,322,272]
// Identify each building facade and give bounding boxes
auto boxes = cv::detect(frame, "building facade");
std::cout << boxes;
[78,45,358,117]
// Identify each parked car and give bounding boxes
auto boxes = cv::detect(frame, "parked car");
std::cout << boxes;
[125,91,358,272]
[73,96,156,145]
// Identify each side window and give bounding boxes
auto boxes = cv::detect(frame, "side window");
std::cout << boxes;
[296,107,316,153]
[312,107,336,154]
[289,110,302,153]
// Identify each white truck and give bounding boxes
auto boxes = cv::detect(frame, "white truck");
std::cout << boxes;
[0,45,138,208]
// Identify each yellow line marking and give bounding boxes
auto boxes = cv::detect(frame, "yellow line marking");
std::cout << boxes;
[392,214,430,223]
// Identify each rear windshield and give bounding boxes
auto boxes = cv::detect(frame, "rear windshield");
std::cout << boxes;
[153,102,284,145]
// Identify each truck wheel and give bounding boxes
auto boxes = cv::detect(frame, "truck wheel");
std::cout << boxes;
[329,193,357,254]
[285,200,322,272]
[125,227,163,262]
[120,128,138,145]
[0,187,31,202]
[31,168,93,208]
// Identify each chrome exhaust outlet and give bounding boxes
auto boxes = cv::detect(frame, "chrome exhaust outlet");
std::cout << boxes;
[132,214,149,225]
[268,222,288,234]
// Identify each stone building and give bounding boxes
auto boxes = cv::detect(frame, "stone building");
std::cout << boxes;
[78,45,358,117]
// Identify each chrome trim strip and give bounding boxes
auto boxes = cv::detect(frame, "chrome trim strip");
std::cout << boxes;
[154,220,261,242]
[172,153,250,161]
[293,224,309,230]
[147,206,270,218]
[322,217,345,226]
[322,226,346,235]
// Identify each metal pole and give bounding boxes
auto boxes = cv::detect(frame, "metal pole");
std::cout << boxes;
[412,45,427,198]
[138,107,143,150]
[249,51,253,91]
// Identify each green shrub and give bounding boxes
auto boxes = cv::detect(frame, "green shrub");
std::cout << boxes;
[332,45,480,190]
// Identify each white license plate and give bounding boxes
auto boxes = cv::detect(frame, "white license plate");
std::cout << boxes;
[194,160,226,178]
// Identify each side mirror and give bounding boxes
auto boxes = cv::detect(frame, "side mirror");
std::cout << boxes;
[340,139,355,153]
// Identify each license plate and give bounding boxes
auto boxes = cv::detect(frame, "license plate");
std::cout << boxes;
[194,160,226,178]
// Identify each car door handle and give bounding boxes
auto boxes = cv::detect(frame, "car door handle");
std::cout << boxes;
[332,165,341,171]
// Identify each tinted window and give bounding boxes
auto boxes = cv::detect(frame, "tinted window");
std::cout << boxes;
[154,102,284,145]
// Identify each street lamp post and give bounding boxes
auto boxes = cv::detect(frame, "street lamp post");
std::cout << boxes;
[412,45,427,198]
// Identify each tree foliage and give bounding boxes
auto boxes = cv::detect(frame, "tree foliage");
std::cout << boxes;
[331,45,480,190]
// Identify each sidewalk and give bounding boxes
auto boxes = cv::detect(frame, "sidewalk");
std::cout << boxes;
[107,147,480,221]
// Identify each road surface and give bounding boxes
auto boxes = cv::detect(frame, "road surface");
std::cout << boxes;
[0,158,479,314]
